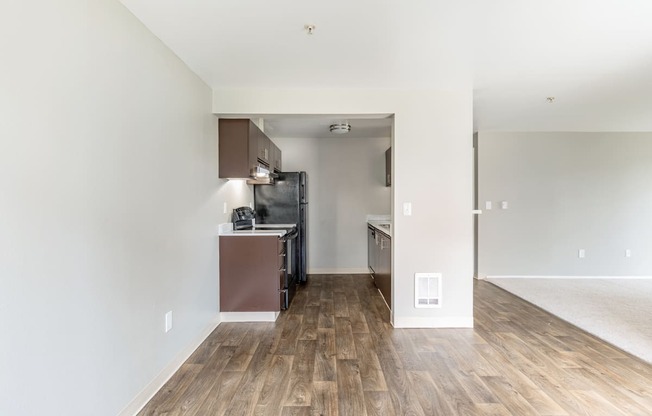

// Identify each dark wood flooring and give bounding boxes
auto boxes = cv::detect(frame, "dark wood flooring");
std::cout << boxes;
[138,275,652,415]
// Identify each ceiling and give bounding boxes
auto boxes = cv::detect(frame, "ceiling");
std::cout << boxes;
[120,0,652,132]
[262,116,392,140]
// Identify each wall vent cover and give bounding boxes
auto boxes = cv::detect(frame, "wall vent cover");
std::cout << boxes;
[415,273,442,308]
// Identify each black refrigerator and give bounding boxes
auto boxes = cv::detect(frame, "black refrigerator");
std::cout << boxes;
[254,172,308,283]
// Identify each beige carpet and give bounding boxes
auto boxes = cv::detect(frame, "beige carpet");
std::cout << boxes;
[486,278,652,363]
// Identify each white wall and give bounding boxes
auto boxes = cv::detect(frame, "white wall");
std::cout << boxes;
[0,1,250,415]
[214,89,474,328]
[478,132,652,277]
[273,136,391,273]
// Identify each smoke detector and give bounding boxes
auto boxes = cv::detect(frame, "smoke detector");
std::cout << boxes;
[304,24,315,35]
[329,123,351,134]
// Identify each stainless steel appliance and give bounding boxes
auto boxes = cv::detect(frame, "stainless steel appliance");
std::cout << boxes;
[254,172,308,283]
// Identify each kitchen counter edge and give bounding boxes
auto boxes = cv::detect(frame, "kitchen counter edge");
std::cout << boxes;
[217,223,287,237]
[219,230,287,237]
[368,221,392,238]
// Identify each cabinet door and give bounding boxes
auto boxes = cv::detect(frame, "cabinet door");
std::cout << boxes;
[376,234,391,309]
[256,129,271,165]
[271,143,282,172]
[219,236,281,312]
[218,119,274,179]
[219,119,254,178]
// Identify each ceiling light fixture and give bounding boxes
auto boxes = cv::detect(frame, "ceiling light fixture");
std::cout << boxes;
[329,123,351,134]
[304,24,315,35]
[546,97,556,103]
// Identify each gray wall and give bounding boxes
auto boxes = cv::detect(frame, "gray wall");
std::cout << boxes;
[273,136,391,273]
[478,132,652,277]
[0,0,248,414]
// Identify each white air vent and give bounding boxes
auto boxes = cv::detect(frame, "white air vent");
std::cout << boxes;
[415,273,442,308]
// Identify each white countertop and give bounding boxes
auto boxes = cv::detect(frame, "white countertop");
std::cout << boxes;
[218,223,287,237]
[254,223,296,228]
[220,229,287,237]
[368,220,392,238]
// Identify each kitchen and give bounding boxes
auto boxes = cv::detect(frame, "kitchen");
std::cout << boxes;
[217,117,393,320]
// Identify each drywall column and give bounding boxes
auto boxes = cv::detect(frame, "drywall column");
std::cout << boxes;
[214,89,474,327]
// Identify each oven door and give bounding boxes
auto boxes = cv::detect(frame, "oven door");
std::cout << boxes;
[281,228,299,309]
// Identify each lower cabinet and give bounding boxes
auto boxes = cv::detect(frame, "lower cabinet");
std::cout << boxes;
[220,235,284,312]
[367,225,391,309]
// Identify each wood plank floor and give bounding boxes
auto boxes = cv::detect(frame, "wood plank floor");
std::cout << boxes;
[138,275,652,416]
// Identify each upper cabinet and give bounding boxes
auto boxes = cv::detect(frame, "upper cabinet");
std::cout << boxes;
[256,130,271,165]
[385,147,391,187]
[218,119,282,179]
[271,143,282,172]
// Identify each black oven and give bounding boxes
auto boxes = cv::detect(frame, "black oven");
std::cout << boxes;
[280,227,299,309]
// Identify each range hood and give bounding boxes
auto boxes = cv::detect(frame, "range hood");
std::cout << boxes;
[246,165,278,185]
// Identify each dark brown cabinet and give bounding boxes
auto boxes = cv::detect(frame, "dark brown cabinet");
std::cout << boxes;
[219,235,285,312]
[218,119,282,179]
[385,147,391,187]
[367,225,391,309]
[271,143,282,172]
[257,132,271,165]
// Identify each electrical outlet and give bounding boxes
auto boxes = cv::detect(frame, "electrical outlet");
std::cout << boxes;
[165,311,173,333]
[578,249,585,259]
[626,249,632,258]
[501,201,509,209]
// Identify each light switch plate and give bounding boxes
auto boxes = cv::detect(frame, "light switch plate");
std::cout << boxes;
[403,202,412,216]
[578,249,585,259]
[165,311,173,333]
[485,201,492,210]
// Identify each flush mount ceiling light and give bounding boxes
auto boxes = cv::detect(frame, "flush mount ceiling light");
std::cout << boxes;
[546,97,556,103]
[329,123,351,134]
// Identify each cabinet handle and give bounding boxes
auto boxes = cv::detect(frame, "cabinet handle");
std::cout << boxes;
[278,289,288,294]
[279,268,286,272]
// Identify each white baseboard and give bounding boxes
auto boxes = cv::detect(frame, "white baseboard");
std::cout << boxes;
[392,316,474,328]
[118,316,221,416]
[487,275,652,280]
[308,267,371,275]
[220,311,280,322]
